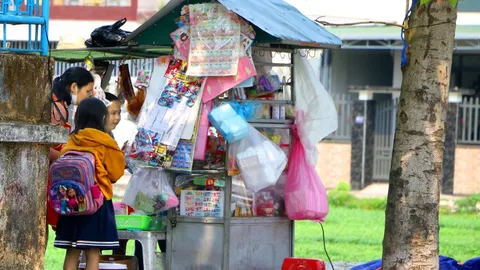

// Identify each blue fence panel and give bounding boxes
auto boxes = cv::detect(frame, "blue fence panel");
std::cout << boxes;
[0,0,50,55]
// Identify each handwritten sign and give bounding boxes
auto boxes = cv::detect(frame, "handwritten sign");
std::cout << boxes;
[180,190,224,217]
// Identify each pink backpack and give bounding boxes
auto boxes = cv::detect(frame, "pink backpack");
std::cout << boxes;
[48,151,104,216]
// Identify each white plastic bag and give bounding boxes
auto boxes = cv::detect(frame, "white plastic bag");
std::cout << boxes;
[235,125,287,192]
[294,50,338,165]
[122,167,179,215]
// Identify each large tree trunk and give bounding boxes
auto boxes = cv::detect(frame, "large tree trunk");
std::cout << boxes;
[382,1,457,270]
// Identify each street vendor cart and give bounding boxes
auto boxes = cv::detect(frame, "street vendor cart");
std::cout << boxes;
[51,0,341,269]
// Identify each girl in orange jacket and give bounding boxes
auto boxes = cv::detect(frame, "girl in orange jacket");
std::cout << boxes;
[54,97,125,270]
[48,67,94,231]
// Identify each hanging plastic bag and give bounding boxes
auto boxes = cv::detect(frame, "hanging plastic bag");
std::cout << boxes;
[122,167,179,215]
[235,125,287,192]
[294,50,338,166]
[85,18,131,48]
[284,125,329,222]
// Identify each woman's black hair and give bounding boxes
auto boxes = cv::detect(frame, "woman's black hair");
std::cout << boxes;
[53,67,94,105]
[73,98,108,134]
[105,92,120,102]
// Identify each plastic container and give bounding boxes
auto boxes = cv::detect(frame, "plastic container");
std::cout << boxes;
[208,103,249,143]
[115,215,152,231]
[149,212,167,231]
[79,263,127,270]
[99,255,138,270]
[281,258,325,270]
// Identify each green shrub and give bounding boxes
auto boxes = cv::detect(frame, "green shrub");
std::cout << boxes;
[453,193,480,214]
[336,182,351,192]
[327,183,386,211]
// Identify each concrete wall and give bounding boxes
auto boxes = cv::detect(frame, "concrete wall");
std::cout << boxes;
[316,141,480,195]
[330,49,394,95]
[316,141,351,189]
[453,145,480,195]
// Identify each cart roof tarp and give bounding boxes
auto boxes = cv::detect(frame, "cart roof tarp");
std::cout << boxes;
[127,0,342,49]
[51,0,342,62]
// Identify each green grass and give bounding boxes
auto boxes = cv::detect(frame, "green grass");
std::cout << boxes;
[44,207,479,269]
[295,207,480,263]
[45,227,137,269]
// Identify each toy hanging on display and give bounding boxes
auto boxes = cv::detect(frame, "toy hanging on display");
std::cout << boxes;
[203,128,226,170]
[159,58,205,108]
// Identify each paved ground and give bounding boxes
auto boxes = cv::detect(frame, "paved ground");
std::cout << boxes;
[327,262,360,270]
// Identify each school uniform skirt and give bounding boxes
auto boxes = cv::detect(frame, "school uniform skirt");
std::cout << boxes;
[54,199,119,250]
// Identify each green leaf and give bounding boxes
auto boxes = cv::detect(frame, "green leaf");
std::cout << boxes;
[420,0,458,7]
[449,0,459,7]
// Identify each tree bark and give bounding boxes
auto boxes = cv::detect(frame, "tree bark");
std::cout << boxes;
[382,1,457,270]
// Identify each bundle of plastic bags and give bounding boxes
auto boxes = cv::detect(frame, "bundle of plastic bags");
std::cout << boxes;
[123,167,179,215]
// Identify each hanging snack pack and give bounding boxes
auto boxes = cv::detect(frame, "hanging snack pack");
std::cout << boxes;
[118,64,135,100]
[170,25,190,59]
[134,69,152,90]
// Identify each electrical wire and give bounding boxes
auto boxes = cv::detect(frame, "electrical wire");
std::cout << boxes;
[319,222,335,270]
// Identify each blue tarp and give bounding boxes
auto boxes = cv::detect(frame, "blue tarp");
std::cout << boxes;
[218,0,342,48]
[351,256,480,270]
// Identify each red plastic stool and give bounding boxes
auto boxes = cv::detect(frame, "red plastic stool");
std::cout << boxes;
[282,258,326,270]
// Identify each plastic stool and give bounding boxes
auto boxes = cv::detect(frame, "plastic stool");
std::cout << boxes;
[117,231,166,270]
[282,258,326,270]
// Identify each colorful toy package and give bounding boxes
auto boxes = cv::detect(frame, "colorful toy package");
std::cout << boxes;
[159,58,205,108]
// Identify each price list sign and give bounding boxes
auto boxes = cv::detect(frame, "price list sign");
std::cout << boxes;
[180,190,224,217]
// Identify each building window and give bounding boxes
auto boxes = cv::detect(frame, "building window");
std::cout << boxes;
[52,0,132,7]
[49,0,137,20]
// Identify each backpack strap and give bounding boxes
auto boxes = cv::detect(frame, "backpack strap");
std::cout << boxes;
[51,94,69,126]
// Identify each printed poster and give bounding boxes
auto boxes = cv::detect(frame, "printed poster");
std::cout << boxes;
[180,190,224,217]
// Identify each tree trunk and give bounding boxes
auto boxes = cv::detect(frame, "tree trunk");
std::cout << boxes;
[382,1,457,270]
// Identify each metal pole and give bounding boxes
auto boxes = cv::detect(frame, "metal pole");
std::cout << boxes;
[41,0,50,56]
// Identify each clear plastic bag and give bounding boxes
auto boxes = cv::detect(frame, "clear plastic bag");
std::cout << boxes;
[284,127,328,222]
[235,125,287,192]
[231,175,254,217]
[294,51,338,165]
[122,167,179,215]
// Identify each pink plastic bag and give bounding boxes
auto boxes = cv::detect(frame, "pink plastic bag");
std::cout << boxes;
[284,126,329,222]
